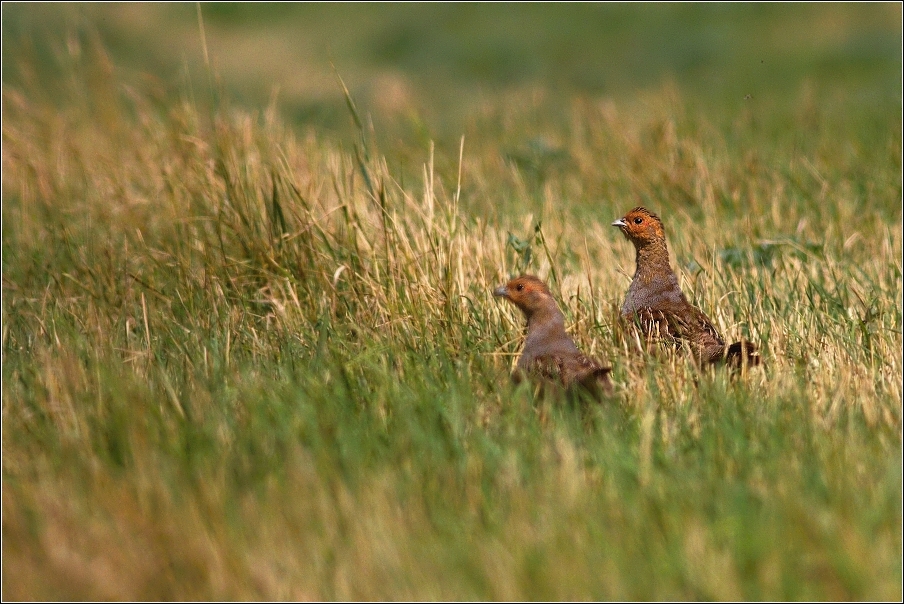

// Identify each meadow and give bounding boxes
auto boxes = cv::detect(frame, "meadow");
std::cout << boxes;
[2,4,902,600]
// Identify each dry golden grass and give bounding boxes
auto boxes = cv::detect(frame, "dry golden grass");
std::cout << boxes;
[3,6,901,600]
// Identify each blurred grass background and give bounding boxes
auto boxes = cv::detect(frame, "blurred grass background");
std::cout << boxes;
[2,3,902,600]
[4,4,900,135]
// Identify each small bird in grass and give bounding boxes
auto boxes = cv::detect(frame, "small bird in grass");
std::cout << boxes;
[493,275,613,399]
[611,207,760,367]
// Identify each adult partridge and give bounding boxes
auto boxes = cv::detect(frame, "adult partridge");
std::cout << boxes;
[612,207,759,366]
[494,275,614,398]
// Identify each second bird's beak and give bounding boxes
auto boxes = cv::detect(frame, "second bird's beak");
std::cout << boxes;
[493,285,508,298]
[611,218,626,228]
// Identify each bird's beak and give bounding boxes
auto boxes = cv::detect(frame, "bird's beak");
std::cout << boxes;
[493,285,508,298]
[611,218,626,228]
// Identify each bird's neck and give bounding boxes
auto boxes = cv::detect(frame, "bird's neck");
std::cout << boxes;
[518,303,580,371]
[634,239,673,279]
[525,305,568,341]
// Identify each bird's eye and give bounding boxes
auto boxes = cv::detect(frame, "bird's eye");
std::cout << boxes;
[516,283,524,291]
[633,217,643,225]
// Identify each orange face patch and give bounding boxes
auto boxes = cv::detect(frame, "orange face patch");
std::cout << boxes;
[613,207,665,244]
[493,275,553,313]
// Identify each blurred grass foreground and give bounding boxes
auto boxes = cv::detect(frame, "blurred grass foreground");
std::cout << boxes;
[2,3,902,600]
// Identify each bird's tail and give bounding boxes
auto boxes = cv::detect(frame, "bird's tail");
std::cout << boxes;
[577,366,614,397]
[725,340,760,367]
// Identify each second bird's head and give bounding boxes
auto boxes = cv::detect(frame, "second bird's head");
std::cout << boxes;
[612,206,666,247]
[493,275,555,318]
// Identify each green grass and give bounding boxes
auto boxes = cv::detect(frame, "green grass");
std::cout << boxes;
[2,4,902,600]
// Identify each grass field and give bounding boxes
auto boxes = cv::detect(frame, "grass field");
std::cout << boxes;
[2,4,902,600]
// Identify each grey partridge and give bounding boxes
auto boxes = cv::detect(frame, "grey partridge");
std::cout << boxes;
[612,207,760,367]
[494,275,614,398]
